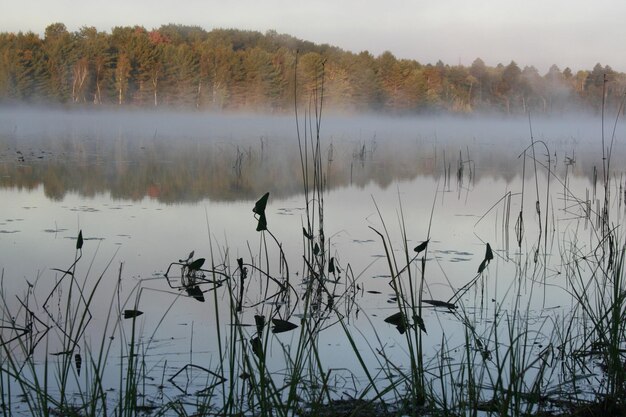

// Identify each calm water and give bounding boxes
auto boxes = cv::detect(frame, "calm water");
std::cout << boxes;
[1,108,625,412]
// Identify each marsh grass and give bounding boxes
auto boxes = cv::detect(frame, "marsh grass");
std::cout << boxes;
[1,71,626,417]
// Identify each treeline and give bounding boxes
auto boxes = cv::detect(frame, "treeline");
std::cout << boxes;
[1,23,625,114]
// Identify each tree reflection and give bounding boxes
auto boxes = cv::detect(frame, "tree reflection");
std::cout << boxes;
[0,132,612,203]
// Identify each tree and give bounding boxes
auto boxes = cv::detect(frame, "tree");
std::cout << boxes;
[347,51,381,111]
[157,24,207,45]
[469,58,492,107]
[377,51,404,110]
[74,26,111,104]
[520,66,545,112]
[110,26,135,104]
[583,63,609,111]
[267,47,292,111]
[199,37,235,109]
[496,61,522,113]
[543,64,575,113]
[114,52,131,104]
[563,67,573,79]
[6,32,47,100]
[445,65,472,111]
[3,24,626,114]
[237,47,273,109]
[162,43,199,106]
[586,63,606,89]
[297,51,325,105]
[546,64,562,82]
[324,57,353,111]
[43,23,75,101]
[0,33,13,97]
[423,62,444,109]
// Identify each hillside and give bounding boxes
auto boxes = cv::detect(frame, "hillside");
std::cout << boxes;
[0,23,623,113]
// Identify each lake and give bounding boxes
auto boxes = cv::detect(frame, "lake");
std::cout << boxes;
[1,108,625,416]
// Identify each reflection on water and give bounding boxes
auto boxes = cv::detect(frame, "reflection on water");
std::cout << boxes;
[1,109,626,415]
[0,109,621,203]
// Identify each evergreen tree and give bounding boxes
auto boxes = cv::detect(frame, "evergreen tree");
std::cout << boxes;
[0,24,625,113]
[43,23,76,102]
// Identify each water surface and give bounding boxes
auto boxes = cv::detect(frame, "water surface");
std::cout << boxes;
[1,109,625,413]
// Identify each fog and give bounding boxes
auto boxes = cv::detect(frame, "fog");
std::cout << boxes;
[2,106,622,145]
[1,107,624,202]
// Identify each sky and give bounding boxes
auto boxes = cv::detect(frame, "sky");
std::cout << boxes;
[1,0,625,74]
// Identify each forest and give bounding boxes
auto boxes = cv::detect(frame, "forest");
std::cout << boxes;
[0,23,624,114]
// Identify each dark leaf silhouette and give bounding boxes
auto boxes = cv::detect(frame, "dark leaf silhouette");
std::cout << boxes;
[422,299,457,309]
[384,311,407,334]
[414,315,427,333]
[51,350,72,356]
[253,192,270,216]
[477,242,494,274]
[395,323,407,334]
[271,319,298,334]
[313,242,320,255]
[237,257,244,270]
[414,239,429,254]
[179,251,194,263]
[124,309,144,319]
[384,312,404,325]
[185,285,205,302]
[303,227,313,240]
[254,315,265,336]
[328,257,335,274]
[256,213,267,232]
[188,258,205,271]
[76,230,83,250]
[477,258,488,274]
[485,243,494,261]
[250,336,263,358]
[75,353,82,376]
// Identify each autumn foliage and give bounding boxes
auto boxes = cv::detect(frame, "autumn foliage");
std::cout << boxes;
[0,23,624,113]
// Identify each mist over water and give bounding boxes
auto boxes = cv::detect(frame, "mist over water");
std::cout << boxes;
[2,106,621,146]
[2,107,626,415]
[1,106,623,305]
[1,108,623,203]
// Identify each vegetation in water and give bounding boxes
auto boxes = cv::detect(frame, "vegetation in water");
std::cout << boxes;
[1,59,626,417]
